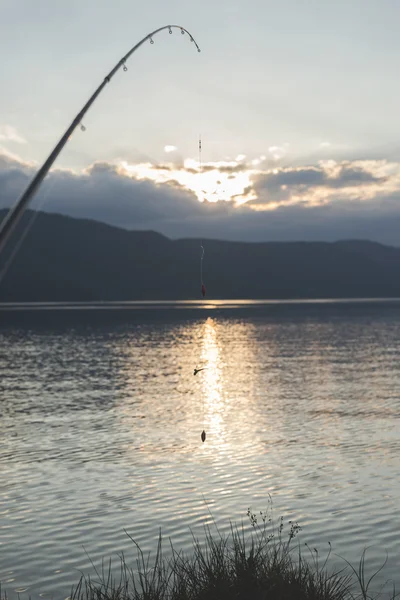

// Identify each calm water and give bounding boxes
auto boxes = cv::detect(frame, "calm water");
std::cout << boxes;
[1,300,399,598]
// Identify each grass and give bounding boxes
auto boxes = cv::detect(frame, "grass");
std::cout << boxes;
[68,508,398,600]
[0,507,396,600]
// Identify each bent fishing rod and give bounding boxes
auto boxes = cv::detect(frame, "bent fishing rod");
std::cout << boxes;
[0,25,200,258]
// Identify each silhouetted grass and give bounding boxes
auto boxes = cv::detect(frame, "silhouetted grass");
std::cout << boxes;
[69,509,398,600]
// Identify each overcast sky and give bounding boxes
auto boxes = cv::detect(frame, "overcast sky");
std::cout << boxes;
[2,0,400,244]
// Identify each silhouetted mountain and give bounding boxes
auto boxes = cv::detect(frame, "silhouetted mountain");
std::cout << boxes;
[1,209,400,301]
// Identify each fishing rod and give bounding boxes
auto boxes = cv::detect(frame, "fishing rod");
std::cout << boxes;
[0,25,201,258]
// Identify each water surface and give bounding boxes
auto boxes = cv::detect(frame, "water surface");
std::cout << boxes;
[1,300,399,598]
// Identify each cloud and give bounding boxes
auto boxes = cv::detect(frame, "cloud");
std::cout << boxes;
[329,165,384,187]
[268,144,289,160]
[251,160,395,208]
[0,154,206,233]
[2,151,400,246]
[254,163,385,193]
[255,166,327,191]
[164,145,177,153]
[0,125,27,144]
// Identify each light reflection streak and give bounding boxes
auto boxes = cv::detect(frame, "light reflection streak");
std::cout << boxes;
[199,318,225,443]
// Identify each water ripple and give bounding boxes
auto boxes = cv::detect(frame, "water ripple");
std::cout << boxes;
[1,306,400,599]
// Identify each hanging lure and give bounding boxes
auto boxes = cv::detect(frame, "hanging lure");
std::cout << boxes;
[201,430,206,442]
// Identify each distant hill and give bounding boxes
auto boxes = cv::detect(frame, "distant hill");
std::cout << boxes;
[1,209,400,301]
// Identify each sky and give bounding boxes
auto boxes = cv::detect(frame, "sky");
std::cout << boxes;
[2,0,400,244]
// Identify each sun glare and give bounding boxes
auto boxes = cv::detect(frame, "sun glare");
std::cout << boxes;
[119,158,257,205]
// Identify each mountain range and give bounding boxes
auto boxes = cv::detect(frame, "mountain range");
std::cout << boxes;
[1,209,400,301]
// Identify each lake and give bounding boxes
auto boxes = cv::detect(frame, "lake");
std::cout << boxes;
[1,300,399,599]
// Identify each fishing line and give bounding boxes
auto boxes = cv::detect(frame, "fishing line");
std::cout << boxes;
[199,134,206,300]
[199,133,202,174]
[200,241,206,298]
[0,173,57,288]
[200,242,204,284]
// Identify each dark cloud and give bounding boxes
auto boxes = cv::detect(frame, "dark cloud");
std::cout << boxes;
[149,164,173,171]
[197,164,248,174]
[253,163,386,199]
[217,164,248,174]
[0,153,32,200]
[328,165,383,187]
[255,167,326,191]
[1,152,400,246]
[0,155,215,232]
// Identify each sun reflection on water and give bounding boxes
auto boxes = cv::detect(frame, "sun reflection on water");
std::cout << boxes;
[199,318,225,442]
